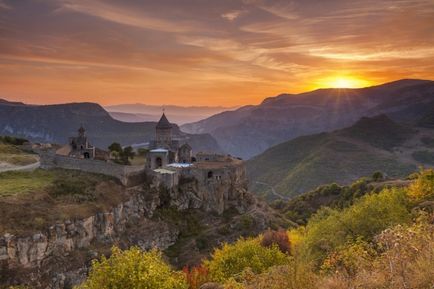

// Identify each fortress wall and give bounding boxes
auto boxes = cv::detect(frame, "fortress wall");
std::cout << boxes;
[39,152,145,187]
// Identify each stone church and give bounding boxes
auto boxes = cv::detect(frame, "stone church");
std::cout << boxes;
[147,113,192,169]
[56,126,108,160]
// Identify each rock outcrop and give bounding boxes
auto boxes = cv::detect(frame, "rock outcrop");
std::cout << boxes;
[0,187,177,287]
[0,161,252,288]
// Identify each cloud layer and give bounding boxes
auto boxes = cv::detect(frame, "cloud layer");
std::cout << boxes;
[0,0,433,105]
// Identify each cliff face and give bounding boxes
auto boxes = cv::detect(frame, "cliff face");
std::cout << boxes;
[0,187,179,287]
[166,161,250,214]
[0,162,252,288]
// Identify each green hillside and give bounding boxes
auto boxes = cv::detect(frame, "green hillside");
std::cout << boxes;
[246,115,432,198]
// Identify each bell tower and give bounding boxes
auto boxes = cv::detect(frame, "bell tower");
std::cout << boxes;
[156,112,172,148]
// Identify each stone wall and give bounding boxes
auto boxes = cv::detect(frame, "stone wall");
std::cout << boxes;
[40,151,145,187]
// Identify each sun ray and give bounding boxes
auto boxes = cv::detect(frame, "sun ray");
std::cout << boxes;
[314,75,372,89]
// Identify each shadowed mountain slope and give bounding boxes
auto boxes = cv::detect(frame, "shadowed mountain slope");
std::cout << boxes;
[0,100,222,152]
[182,79,434,159]
[246,115,434,198]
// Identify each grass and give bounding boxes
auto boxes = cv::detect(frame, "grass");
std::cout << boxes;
[129,155,147,166]
[0,143,37,165]
[0,170,55,197]
[340,115,415,150]
[247,123,416,198]
[0,168,127,235]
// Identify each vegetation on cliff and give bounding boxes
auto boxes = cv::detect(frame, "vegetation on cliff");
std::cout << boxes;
[74,169,434,289]
[0,168,124,234]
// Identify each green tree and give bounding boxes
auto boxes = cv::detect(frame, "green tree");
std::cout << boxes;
[116,146,135,165]
[372,171,384,182]
[76,247,187,289]
[137,148,149,157]
[108,142,122,154]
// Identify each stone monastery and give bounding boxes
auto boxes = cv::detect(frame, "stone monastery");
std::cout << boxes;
[40,113,247,214]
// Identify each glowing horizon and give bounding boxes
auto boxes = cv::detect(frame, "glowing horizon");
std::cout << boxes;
[0,0,433,106]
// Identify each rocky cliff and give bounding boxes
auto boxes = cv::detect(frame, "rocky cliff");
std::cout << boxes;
[0,162,264,288]
[0,186,180,288]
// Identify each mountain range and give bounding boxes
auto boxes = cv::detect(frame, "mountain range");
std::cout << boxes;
[0,100,221,152]
[181,79,434,159]
[105,104,236,125]
[246,115,434,198]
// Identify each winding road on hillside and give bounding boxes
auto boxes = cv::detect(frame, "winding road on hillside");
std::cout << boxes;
[0,159,40,173]
[255,181,289,200]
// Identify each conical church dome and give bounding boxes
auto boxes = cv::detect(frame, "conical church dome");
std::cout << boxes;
[156,113,172,129]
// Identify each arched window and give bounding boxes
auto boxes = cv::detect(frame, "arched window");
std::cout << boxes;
[156,157,163,168]
[207,171,213,179]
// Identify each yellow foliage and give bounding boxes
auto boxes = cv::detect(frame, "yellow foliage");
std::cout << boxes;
[75,247,187,289]
[205,237,290,283]
[287,227,305,254]
[407,169,434,201]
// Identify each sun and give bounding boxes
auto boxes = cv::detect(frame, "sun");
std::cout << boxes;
[315,76,372,89]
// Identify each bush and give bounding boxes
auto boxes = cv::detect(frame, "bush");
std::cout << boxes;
[407,169,434,202]
[183,265,209,289]
[301,187,411,265]
[0,135,28,145]
[205,238,290,282]
[372,171,384,181]
[239,215,254,230]
[319,220,434,289]
[76,247,187,289]
[235,263,317,289]
[260,230,291,254]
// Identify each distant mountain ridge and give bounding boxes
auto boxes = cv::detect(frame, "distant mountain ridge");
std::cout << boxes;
[181,79,434,159]
[0,99,222,153]
[246,115,434,198]
[106,103,237,125]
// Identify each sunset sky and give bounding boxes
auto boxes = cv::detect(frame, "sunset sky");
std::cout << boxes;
[0,0,433,106]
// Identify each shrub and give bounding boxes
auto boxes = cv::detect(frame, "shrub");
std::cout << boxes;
[301,187,411,265]
[319,220,434,289]
[0,135,28,145]
[183,265,209,289]
[237,263,317,289]
[76,247,187,289]
[320,238,375,277]
[260,230,291,254]
[372,171,384,182]
[239,215,254,230]
[205,238,290,283]
[407,169,434,202]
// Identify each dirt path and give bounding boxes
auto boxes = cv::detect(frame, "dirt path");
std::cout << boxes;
[255,181,289,200]
[0,159,40,173]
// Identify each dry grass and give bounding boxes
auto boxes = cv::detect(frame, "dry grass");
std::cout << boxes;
[0,169,128,235]
[0,143,37,166]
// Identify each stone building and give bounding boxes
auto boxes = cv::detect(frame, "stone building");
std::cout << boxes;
[56,126,109,160]
[54,126,95,159]
[147,113,193,169]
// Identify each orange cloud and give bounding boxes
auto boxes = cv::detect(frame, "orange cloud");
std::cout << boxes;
[0,0,433,106]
